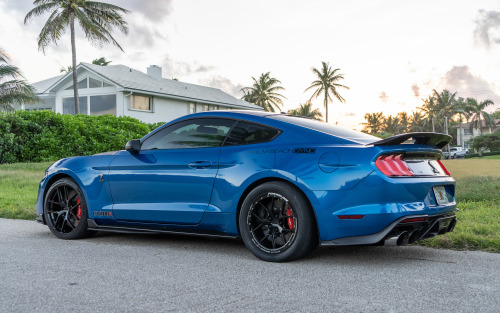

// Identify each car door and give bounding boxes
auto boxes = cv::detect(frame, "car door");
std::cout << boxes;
[108,117,236,224]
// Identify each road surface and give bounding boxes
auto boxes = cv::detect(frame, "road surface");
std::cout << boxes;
[0,218,498,312]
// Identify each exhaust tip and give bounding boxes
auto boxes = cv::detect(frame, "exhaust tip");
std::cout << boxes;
[397,231,410,246]
[384,231,410,246]
[408,229,421,244]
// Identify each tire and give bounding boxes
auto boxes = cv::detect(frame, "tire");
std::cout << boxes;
[43,178,96,240]
[239,182,318,262]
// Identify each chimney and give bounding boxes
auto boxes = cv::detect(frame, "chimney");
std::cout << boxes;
[147,65,162,79]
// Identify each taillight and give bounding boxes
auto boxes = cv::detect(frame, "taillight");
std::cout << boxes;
[375,154,415,177]
[436,158,451,176]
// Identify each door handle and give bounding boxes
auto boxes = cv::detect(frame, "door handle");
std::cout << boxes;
[188,161,212,169]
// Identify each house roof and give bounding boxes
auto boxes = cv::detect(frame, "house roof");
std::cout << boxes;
[455,119,500,128]
[32,74,64,94]
[36,63,262,110]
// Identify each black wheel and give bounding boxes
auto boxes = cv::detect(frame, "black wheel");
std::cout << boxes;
[43,178,95,240]
[239,182,317,262]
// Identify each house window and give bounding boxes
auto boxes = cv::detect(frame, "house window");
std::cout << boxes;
[189,103,196,114]
[204,104,209,111]
[131,95,152,111]
[90,95,116,115]
[89,77,102,88]
[65,78,88,90]
[63,96,88,115]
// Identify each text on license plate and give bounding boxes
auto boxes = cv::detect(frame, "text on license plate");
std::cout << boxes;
[433,186,449,205]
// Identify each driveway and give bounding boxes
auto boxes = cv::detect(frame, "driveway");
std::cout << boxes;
[1,218,498,312]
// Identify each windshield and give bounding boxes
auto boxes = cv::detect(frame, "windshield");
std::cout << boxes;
[268,115,379,144]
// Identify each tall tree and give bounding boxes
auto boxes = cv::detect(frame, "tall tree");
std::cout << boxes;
[418,95,438,132]
[408,111,429,132]
[361,112,384,134]
[0,49,40,112]
[25,0,129,114]
[465,97,495,135]
[383,115,401,134]
[305,61,349,123]
[288,101,323,121]
[433,89,460,135]
[396,112,409,133]
[241,72,286,112]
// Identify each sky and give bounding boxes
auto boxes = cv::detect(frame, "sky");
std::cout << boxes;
[1,0,500,130]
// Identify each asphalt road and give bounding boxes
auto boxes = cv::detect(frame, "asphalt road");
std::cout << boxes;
[1,218,499,313]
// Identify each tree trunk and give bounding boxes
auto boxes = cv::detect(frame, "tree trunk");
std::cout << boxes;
[70,14,79,114]
[324,93,328,123]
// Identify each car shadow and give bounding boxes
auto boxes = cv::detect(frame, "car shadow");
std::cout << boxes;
[84,231,453,265]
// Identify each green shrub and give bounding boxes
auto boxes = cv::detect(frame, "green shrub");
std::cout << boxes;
[464,151,500,158]
[0,111,164,164]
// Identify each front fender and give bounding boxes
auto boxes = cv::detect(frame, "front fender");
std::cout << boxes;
[36,155,115,217]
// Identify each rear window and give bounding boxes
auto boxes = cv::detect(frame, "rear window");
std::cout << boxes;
[269,115,378,144]
[223,121,280,146]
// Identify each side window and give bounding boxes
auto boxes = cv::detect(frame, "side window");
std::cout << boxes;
[141,118,236,150]
[223,121,280,146]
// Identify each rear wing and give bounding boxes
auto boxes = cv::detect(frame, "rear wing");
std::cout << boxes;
[367,132,452,149]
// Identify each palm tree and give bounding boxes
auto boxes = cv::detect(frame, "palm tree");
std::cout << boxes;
[418,95,438,132]
[361,112,384,134]
[383,115,401,134]
[92,57,111,66]
[241,72,286,112]
[0,49,40,112]
[288,101,323,121]
[305,61,349,123]
[465,97,495,135]
[59,57,111,74]
[25,1,129,114]
[408,111,429,132]
[433,89,459,135]
[396,112,409,133]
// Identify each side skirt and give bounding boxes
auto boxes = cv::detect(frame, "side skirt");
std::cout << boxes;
[87,219,240,240]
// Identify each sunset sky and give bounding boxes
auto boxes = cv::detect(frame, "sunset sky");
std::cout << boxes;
[1,0,500,129]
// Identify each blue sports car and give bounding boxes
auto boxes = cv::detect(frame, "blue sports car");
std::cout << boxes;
[36,110,457,262]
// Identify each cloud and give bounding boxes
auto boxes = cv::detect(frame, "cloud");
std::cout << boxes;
[379,91,389,102]
[108,0,173,22]
[161,54,216,78]
[344,112,356,117]
[200,76,244,98]
[411,84,420,98]
[439,66,500,108]
[2,0,34,14]
[473,10,500,48]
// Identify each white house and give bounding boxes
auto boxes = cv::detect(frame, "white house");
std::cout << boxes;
[15,63,262,123]
[455,119,500,148]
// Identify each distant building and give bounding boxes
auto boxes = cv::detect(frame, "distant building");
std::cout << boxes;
[455,119,500,148]
[14,63,261,123]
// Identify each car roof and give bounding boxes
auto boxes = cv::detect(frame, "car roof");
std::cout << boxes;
[162,110,378,145]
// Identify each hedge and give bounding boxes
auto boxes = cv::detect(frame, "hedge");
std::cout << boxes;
[464,151,500,158]
[0,110,164,164]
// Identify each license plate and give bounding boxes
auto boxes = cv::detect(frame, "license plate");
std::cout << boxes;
[433,186,449,205]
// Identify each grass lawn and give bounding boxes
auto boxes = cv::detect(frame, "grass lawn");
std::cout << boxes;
[0,162,52,220]
[468,155,500,160]
[414,159,500,252]
[0,159,499,253]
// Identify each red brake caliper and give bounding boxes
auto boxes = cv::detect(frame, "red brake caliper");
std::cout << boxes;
[76,198,82,219]
[286,207,294,229]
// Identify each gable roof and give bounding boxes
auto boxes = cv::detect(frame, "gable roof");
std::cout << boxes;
[32,74,64,94]
[38,63,262,110]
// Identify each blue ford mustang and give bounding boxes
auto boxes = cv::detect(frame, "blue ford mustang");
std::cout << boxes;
[36,110,457,262]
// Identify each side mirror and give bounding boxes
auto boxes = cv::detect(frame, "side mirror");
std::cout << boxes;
[125,139,141,154]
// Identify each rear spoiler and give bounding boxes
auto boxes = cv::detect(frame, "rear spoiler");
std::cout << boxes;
[367,132,452,149]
